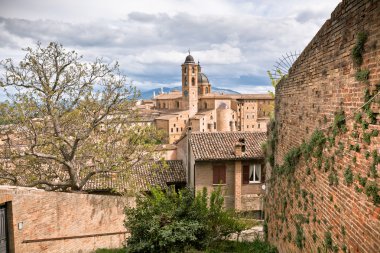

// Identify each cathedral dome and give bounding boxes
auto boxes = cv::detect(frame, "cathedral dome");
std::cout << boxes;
[184,54,195,64]
[198,72,210,85]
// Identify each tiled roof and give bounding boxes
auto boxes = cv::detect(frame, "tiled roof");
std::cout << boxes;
[189,132,267,161]
[199,93,273,100]
[154,91,182,100]
[83,160,186,193]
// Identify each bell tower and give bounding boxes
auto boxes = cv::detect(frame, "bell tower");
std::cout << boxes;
[182,51,199,117]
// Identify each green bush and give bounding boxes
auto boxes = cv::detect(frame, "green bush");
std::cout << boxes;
[352,31,368,67]
[344,167,353,186]
[124,186,245,253]
[95,249,125,253]
[200,239,278,253]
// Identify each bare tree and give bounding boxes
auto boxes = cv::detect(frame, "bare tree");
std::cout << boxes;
[0,42,162,191]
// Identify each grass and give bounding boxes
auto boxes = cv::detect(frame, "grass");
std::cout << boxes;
[96,239,278,253]
[187,239,278,253]
[94,249,125,253]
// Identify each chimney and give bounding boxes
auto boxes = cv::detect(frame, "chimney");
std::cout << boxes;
[235,138,246,156]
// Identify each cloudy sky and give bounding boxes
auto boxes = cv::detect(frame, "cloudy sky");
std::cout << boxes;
[0,0,340,95]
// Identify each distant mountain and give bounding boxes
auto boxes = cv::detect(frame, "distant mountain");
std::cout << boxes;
[139,86,240,100]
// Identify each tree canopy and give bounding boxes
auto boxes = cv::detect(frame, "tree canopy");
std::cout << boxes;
[0,42,162,191]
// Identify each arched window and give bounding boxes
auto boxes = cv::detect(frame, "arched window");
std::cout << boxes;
[192,77,195,86]
[204,102,207,109]
[198,87,201,94]
[184,90,188,97]
[192,67,195,74]
[176,101,180,108]
[205,87,208,93]
[157,102,160,108]
[184,77,188,86]
[163,102,166,108]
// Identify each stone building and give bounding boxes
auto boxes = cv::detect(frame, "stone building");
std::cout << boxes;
[153,54,274,143]
[176,132,267,216]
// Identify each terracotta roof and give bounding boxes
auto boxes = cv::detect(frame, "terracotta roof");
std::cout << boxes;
[83,160,186,193]
[199,93,273,100]
[189,132,267,161]
[154,91,182,100]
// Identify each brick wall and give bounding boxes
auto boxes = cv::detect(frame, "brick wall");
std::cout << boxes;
[0,186,129,253]
[266,0,380,252]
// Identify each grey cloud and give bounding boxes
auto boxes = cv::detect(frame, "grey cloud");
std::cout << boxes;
[296,10,327,23]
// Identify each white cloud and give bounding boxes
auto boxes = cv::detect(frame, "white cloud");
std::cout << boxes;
[0,0,341,95]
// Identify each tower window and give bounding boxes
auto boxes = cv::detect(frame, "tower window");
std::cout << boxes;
[184,90,188,97]
[192,67,195,74]
[206,87,208,93]
[198,87,201,94]
[258,124,260,129]
[192,77,195,86]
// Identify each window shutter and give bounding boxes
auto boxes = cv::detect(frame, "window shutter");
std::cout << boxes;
[261,165,265,183]
[213,167,219,184]
[243,165,249,184]
[220,166,226,184]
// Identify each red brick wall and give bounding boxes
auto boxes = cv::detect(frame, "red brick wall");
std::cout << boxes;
[266,0,380,252]
[0,186,129,253]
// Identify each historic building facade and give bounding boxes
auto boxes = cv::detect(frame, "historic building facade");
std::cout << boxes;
[153,54,274,143]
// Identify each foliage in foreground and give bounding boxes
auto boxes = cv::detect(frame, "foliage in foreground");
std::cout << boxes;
[95,239,278,253]
[124,186,246,253]
[200,239,278,253]
[0,42,163,191]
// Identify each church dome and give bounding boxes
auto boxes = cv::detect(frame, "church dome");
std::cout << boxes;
[184,54,195,64]
[198,72,210,85]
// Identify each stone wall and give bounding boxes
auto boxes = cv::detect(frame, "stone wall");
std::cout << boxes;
[266,0,380,252]
[0,186,129,253]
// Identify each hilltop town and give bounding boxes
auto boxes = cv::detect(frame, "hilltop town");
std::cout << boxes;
[0,0,379,253]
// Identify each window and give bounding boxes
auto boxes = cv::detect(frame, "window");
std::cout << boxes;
[198,87,201,94]
[247,115,249,119]
[206,87,208,93]
[258,124,260,129]
[243,164,263,184]
[184,90,188,97]
[171,128,173,133]
[176,128,178,132]
[192,67,195,74]
[192,77,195,86]
[213,165,226,184]
[184,77,188,86]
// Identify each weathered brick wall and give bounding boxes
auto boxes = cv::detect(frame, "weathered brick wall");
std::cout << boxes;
[0,186,130,253]
[266,0,380,252]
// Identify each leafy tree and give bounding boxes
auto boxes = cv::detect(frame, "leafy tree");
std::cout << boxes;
[124,186,245,253]
[267,69,286,98]
[0,42,163,191]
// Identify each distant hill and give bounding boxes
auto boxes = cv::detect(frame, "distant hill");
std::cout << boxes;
[139,86,240,100]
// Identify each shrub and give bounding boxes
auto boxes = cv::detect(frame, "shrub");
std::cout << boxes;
[124,186,245,253]
[355,69,370,82]
[324,231,333,250]
[352,31,368,67]
[344,167,353,186]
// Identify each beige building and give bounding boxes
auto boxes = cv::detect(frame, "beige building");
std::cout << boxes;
[153,54,274,143]
[176,132,267,215]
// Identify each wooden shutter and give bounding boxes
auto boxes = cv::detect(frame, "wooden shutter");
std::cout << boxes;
[220,166,226,184]
[243,165,249,184]
[213,165,226,184]
[261,164,266,183]
[213,166,219,184]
